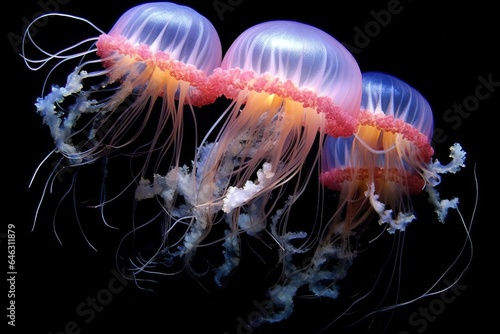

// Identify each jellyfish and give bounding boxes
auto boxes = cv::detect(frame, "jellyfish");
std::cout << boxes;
[25,2,222,165]
[320,71,466,235]
[254,71,467,324]
[22,3,222,235]
[133,20,362,283]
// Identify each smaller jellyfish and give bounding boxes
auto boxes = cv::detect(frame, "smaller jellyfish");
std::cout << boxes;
[134,20,362,283]
[320,72,466,234]
[256,72,467,324]
[23,3,222,233]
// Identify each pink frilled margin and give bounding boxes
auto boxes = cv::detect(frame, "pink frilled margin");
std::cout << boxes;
[95,34,220,107]
[208,67,359,138]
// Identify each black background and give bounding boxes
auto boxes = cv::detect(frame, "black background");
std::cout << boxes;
[5,1,497,333]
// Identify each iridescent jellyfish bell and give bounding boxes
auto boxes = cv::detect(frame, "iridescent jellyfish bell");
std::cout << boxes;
[135,20,362,285]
